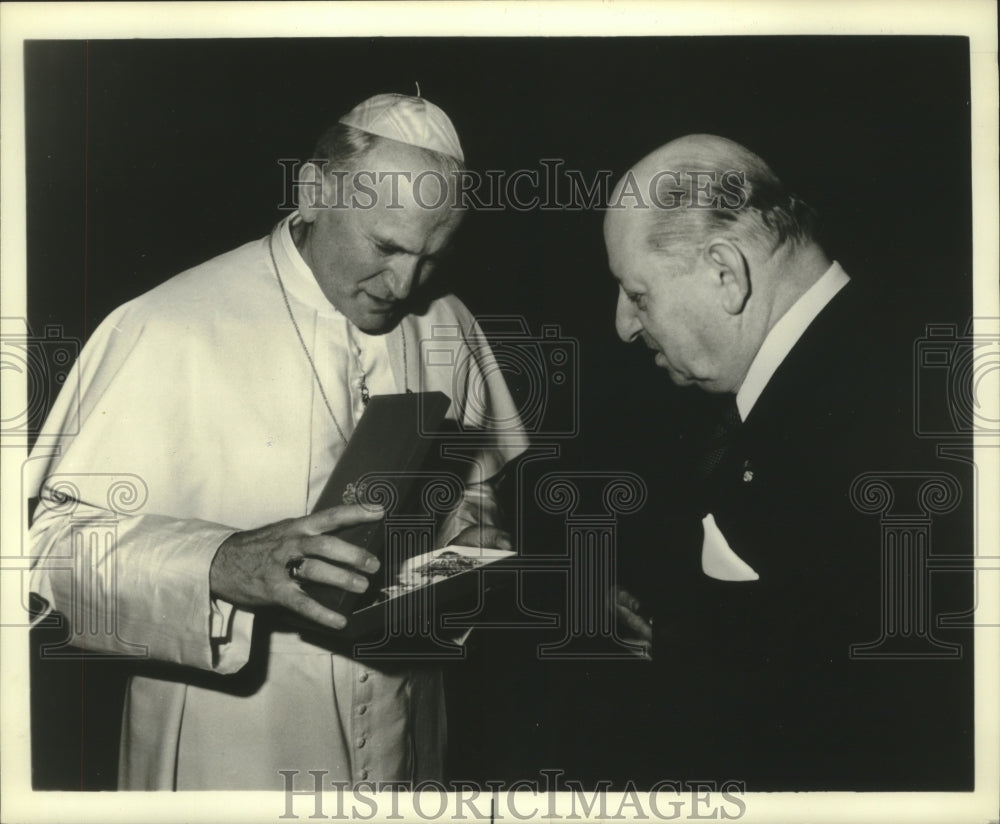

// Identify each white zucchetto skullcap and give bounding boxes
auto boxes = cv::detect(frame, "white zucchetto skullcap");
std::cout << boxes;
[338,93,464,163]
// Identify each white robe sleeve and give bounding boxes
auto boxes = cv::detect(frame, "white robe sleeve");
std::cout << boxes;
[437,479,505,548]
[29,503,252,672]
[411,301,528,546]
[26,301,255,674]
[414,303,530,485]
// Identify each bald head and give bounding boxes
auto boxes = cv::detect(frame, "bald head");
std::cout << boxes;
[605,134,830,393]
[605,134,816,266]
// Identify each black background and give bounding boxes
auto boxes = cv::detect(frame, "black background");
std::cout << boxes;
[25,37,973,790]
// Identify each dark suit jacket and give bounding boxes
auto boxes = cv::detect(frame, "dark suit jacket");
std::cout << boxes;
[628,281,974,790]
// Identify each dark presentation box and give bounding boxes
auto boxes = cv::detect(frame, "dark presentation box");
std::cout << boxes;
[298,392,516,638]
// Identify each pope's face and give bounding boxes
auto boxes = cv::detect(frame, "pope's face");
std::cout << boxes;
[605,210,728,390]
[297,141,463,334]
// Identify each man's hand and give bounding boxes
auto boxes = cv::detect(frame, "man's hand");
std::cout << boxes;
[614,585,653,658]
[448,525,513,551]
[209,504,384,631]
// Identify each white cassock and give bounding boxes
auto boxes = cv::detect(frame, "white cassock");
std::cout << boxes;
[27,216,527,790]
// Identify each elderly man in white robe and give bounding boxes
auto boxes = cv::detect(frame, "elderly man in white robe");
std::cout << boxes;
[27,94,526,790]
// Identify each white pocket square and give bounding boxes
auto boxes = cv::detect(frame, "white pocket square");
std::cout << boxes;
[701,513,759,581]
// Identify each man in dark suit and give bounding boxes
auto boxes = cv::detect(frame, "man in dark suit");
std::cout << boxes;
[605,135,973,790]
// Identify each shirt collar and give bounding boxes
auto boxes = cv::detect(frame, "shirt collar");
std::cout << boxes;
[735,260,850,421]
[269,214,343,317]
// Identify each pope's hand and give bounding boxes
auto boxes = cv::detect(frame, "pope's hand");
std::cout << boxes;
[209,504,384,631]
[614,585,653,659]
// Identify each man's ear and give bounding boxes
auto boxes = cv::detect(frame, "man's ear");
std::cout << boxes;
[704,237,750,315]
[296,162,328,224]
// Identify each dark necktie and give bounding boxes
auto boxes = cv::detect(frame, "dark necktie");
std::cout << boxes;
[696,393,743,484]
